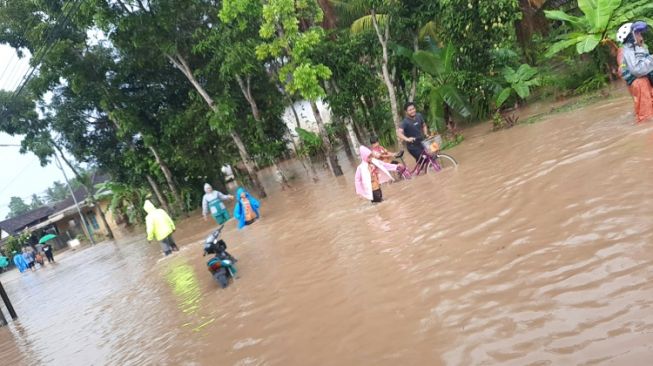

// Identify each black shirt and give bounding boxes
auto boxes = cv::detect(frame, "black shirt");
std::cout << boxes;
[401,113,426,145]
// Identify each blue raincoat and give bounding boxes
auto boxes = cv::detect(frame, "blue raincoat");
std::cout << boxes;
[233,187,260,229]
[13,253,27,273]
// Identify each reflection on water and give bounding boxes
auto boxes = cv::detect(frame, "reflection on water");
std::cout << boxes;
[165,262,202,315]
[1,93,653,365]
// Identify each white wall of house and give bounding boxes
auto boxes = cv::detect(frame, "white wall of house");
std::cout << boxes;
[0,229,8,240]
[281,99,360,157]
[282,99,332,142]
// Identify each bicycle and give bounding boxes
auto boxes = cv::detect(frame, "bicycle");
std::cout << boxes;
[394,135,458,179]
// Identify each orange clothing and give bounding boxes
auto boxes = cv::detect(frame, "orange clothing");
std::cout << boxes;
[368,164,380,190]
[372,145,391,163]
[629,78,653,123]
[241,197,257,221]
[618,48,653,123]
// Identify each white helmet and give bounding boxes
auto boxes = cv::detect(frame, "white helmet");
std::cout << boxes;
[616,23,632,43]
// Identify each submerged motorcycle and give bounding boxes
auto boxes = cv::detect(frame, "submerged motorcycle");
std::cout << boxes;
[203,225,238,288]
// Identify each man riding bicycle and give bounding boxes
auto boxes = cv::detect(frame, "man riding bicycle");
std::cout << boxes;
[397,102,429,162]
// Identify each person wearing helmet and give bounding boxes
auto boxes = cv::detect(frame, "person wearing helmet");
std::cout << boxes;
[617,21,653,123]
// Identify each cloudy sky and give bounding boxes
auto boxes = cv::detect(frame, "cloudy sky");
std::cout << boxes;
[0,44,75,219]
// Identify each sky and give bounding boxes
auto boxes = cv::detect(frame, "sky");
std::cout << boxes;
[0,44,75,219]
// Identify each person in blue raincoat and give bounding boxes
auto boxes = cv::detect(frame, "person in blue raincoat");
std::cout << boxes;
[12,251,28,273]
[233,187,260,229]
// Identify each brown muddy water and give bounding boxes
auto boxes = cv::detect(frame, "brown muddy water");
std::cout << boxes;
[1,94,653,365]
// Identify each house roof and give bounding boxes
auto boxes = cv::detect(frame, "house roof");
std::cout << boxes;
[0,206,57,236]
[0,173,111,236]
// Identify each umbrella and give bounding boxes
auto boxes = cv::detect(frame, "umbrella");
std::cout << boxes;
[39,234,57,244]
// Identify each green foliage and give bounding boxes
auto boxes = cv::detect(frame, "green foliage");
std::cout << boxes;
[6,197,31,219]
[295,128,323,157]
[495,64,540,108]
[95,181,150,225]
[4,232,31,255]
[413,44,472,133]
[544,0,653,57]
[45,181,70,203]
[438,0,520,73]
[29,194,45,209]
[575,73,609,94]
[254,0,331,101]
[435,0,519,121]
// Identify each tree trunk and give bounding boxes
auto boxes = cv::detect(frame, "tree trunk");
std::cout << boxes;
[167,53,267,198]
[103,115,176,231]
[146,174,172,214]
[410,34,419,102]
[288,99,302,129]
[231,131,267,197]
[345,118,360,157]
[236,74,292,190]
[316,0,337,30]
[370,9,401,132]
[147,145,185,214]
[273,80,302,129]
[235,75,261,121]
[515,0,550,63]
[327,80,360,157]
[309,100,343,176]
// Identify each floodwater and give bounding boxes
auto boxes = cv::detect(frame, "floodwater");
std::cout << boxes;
[2,93,653,365]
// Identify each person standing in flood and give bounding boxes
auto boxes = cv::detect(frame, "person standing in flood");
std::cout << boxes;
[397,102,429,163]
[616,21,653,123]
[144,200,179,256]
[22,248,35,271]
[12,251,28,273]
[202,183,234,224]
[42,243,55,263]
[233,187,260,229]
[355,146,395,203]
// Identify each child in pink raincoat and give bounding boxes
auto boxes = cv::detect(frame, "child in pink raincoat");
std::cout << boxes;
[355,146,396,203]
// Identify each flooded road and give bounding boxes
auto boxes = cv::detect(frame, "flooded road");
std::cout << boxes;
[2,94,653,365]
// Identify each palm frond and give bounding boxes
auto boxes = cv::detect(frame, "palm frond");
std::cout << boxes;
[419,21,440,43]
[351,14,388,34]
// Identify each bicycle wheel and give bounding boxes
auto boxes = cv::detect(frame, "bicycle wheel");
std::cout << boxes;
[434,153,458,170]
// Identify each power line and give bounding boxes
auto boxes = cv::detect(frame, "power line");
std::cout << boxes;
[8,61,31,92]
[1,54,24,91]
[0,160,36,196]
[0,51,17,87]
[11,0,83,98]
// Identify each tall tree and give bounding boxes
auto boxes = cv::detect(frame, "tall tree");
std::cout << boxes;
[29,194,45,209]
[46,181,70,203]
[225,0,344,176]
[6,197,31,219]
[94,0,269,197]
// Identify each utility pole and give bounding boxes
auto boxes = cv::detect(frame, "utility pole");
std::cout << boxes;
[54,151,95,245]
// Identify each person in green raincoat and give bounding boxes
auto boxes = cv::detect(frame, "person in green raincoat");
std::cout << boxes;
[202,183,234,225]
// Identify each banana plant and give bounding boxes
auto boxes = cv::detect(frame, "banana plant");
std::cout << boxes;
[412,43,472,133]
[545,0,653,57]
[94,181,150,225]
